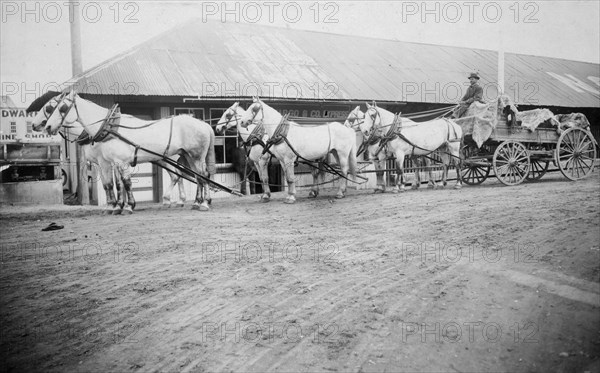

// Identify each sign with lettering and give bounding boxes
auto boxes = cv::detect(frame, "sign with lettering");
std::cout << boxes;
[0,108,61,144]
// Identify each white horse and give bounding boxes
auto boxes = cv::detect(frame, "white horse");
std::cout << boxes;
[32,94,190,210]
[238,97,358,203]
[345,105,442,192]
[360,102,463,192]
[215,102,274,202]
[32,91,216,213]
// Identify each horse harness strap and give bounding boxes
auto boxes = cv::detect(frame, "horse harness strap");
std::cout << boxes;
[262,114,290,155]
[244,122,266,147]
[242,122,276,158]
[162,117,174,158]
[375,114,403,156]
[444,118,461,143]
[76,104,121,145]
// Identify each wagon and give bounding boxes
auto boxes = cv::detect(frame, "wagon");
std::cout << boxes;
[457,101,597,186]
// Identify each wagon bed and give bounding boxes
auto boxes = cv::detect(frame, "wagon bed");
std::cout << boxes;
[460,116,597,186]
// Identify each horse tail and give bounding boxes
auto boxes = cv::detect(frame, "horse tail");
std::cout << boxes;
[348,140,358,177]
[206,127,217,177]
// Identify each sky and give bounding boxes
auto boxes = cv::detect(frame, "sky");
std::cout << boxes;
[1,0,599,107]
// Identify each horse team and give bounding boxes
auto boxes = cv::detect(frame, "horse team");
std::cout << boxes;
[31,92,463,214]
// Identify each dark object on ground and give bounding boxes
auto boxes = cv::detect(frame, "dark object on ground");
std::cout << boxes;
[42,222,64,231]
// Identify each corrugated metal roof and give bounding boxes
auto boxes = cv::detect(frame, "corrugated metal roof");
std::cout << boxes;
[70,19,599,108]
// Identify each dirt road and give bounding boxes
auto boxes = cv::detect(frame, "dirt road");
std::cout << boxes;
[1,171,599,373]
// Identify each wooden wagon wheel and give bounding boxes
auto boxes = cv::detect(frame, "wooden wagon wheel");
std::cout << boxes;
[460,144,490,185]
[526,159,549,181]
[555,127,597,181]
[493,141,530,186]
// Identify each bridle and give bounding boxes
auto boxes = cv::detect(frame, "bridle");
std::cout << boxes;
[345,109,364,130]
[245,102,265,128]
[364,107,382,139]
[53,94,81,128]
[41,93,106,140]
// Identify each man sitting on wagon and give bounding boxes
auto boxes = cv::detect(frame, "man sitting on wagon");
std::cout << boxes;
[453,72,485,118]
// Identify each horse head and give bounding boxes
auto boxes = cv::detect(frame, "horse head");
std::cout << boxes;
[361,102,382,138]
[344,106,364,130]
[238,96,281,128]
[43,90,80,135]
[30,92,67,132]
[216,102,243,135]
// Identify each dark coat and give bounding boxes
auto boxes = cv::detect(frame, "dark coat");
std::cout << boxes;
[461,83,484,104]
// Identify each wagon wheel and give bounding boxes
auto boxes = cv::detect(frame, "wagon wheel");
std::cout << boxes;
[555,127,597,181]
[460,144,490,185]
[526,159,549,181]
[493,141,530,186]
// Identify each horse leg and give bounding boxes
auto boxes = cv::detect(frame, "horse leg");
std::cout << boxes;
[372,149,386,193]
[162,171,178,207]
[308,165,320,198]
[119,163,136,214]
[395,153,407,193]
[282,157,297,204]
[112,164,125,215]
[423,157,437,189]
[412,157,422,190]
[256,155,271,202]
[333,150,349,199]
[448,143,463,189]
[189,157,211,211]
[176,176,186,207]
[97,159,116,214]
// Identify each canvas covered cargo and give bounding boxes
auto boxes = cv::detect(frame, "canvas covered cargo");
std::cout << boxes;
[454,95,590,148]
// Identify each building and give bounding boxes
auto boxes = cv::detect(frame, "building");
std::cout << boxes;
[47,19,600,204]
[0,101,64,204]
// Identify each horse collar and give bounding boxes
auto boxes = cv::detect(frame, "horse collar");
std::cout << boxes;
[76,103,122,145]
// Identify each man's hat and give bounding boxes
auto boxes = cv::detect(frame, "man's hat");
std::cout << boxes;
[25,91,62,113]
[468,72,480,80]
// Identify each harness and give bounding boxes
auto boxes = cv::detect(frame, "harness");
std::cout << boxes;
[248,102,365,184]
[366,109,462,162]
[262,114,291,155]
[49,95,241,196]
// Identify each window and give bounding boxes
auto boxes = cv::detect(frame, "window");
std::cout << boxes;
[26,121,32,133]
[174,108,205,120]
[10,122,16,134]
[209,108,239,168]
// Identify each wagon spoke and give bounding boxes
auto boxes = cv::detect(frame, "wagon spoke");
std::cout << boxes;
[579,158,593,171]
[579,154,594,162]
[574,158,582,179]
[577,139,593,154]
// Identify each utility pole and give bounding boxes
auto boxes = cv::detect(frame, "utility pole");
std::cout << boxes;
[497,29,505,96]
[69,0,89,205]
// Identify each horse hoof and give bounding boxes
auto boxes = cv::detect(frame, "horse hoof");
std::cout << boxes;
[284,196,296,204]
[392,189,399,194]
[259,197,270,203]
[176,203,185,208]
[162,203,171,208]
[454,184,462,190]
[373,189,384,194]
[191,204,200,210]
[113,209,123,215]
[124,208,133,215]
[199,205,210,211]
[335,193,345,199]
[308,191,318,198]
